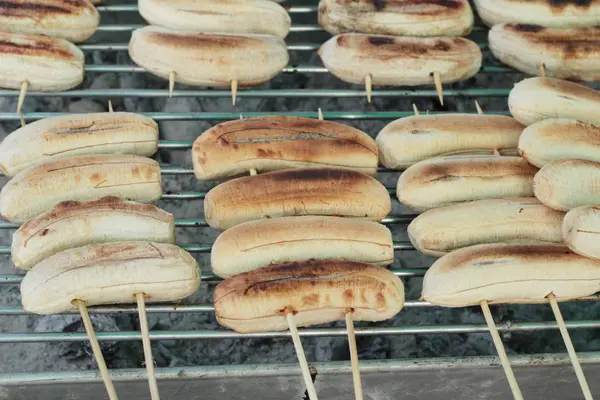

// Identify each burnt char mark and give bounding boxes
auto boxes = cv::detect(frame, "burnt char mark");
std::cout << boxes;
[511,24,546,33]
[0,0,90,15]
[548,0,592,9]
[368,36,395,46]
[434,41,451,51]
[264,168,363,182]
[373,0,386,10]
[442,244,571,272]
[347,0,464,10]
[0,39,75,59]
[150,31,257,50]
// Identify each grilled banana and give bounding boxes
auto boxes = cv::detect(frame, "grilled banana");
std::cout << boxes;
[21,241,200,315]
[319,33,481,86]
[0,154,162,223]
[0,112,158,177]
[318,0,473,37]
[563,205,600,260]
[474,0,600,28]
[139,0,291,38]
[408,198,564,257]
[12,197,175,270]
[0,0,99,43]
[397,156,538,212]
[534,159,600,211]
[489,24,600,81]
[519,119,600,168]
[376,114,523,169]
[129,26,288,89]
[509,77,600,126]
[0,31,84,91]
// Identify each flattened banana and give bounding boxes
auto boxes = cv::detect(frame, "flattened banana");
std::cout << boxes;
[129,26,289,88]
[139,0,290,38]
[490,24,600,81]
[0,31,84,91]
[0,0,99,43]
[0,154,162,223]
[0,112,158,177]
[318,0,473,37]
[509,77,600,126]
[319,33,481,86]
[474,0,600,28]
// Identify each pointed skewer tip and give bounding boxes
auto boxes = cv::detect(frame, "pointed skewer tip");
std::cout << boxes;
[231,79,238,106]
[433,72,443,106]
[365,74,372,104]
[168,71,175,98]
[17,80,29,115]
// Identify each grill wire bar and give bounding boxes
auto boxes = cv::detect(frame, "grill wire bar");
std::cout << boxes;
[0,2,597,398]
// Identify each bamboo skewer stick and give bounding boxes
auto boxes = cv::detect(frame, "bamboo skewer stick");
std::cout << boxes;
[412,104,420,116]
[287,312,318,400]
[547,293,593,400]
[17,80,29,115]
[168,72,175,98]
[73,299,119,400]
[365,74,372,103]
[345,311,363,400]
[475,100,484,115]
[480,301,524,400]
[137,293,160,400]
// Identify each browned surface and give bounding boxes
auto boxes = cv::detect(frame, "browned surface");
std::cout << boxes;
[537,77,600,101]
[214,259,396,309]
[143,29,264,51]
[17,196,173,242]
[407,157,539,183]
[322,0,467,14]
[193,116,377,172]
[0,0,95,17]
[500,0,597,9]
[334,34,479,58]
[502,24,600,58]
[438,244,573,272]
[0,31,79,60]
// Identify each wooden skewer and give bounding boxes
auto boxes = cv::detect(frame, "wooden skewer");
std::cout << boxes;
[136,293,160,400]
[108,100,114,113]
[547,293,593,400]
[249,168,258,176]
[286,312,318,400]
[19,113,25,128]
[72,299,119,400]
[345,311,363,400]
[433,71,443,106]
[168,72,175,98]
[317,108,324,121]
[412,104,420,116]
[17,80,29,115]
[475,100,484,115]
[365,74,372,104]
[539,63,546,77]
[240,114,244,120]
[231,79,238,106]
[480,301,524,400]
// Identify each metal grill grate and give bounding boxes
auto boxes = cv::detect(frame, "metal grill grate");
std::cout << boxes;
[0,1,599,398]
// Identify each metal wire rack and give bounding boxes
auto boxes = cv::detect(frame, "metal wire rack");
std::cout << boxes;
[0,1,599,399]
